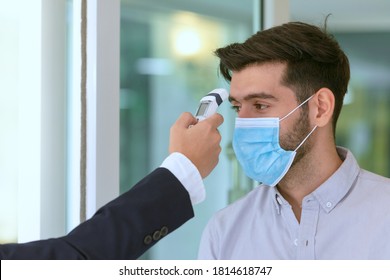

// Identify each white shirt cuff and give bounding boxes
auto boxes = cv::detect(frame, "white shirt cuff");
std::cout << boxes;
[160,152,206,205]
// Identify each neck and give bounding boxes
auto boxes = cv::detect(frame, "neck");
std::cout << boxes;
[277,144,342,222]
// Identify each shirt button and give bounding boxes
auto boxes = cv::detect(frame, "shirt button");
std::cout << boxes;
[276,197,283,205]
[326,202,332,208]
[294,239,299,246]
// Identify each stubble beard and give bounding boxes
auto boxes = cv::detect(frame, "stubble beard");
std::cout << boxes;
[279,108,314,168]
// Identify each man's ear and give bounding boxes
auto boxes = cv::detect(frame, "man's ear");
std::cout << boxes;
[310,88,335,127]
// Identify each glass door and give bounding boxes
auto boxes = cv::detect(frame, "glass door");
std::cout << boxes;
[120,0,253,259]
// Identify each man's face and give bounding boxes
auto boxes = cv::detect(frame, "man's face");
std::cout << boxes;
[229,62,313,159]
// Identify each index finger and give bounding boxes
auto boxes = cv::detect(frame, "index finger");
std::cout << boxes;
[174,112,197,128]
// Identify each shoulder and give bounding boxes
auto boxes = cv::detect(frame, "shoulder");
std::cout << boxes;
[349,169,390,215]
[338,147,390,196]
[357,169,390,194]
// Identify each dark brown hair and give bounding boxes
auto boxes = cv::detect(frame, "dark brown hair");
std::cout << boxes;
[215,21,350,133]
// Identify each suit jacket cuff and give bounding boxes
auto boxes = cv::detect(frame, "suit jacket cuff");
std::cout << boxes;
[160,152,205,205]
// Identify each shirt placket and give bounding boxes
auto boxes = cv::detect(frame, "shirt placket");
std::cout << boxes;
[277,195,300,259]
[296,197,320,259]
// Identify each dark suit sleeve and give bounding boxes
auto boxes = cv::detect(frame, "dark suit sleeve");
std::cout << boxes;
[0,167,194,259]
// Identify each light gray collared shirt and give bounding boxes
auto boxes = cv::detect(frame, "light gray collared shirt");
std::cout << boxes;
[198,147,390,259]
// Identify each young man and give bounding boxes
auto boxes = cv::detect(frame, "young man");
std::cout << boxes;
[198,22,390,259]
[1,112,223,259]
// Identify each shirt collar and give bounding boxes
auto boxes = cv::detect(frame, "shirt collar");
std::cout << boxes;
[271,147,361,214]
[310,147,360,213]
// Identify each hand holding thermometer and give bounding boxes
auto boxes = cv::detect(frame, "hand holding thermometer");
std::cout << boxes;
[195,88,228,121]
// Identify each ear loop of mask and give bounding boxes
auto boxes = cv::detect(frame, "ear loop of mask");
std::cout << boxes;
[293,125,317,152]
[279,94,317,152]
[280,95,314,122]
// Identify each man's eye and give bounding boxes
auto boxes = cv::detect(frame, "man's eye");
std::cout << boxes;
[231,105,241,112]
[255,104,268,110]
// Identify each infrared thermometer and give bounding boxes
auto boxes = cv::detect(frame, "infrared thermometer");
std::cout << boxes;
[195,88,228,121]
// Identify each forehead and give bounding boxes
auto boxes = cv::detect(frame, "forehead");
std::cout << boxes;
[229,62,295,101]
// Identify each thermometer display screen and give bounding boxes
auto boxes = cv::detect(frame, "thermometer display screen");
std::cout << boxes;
[196,102,210,116]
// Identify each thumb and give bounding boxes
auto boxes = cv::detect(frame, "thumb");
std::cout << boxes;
[203,113,224,129]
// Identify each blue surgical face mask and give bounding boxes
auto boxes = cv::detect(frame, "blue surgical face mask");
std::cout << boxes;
[232,95,317,187]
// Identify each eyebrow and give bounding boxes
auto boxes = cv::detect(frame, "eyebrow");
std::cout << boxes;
[228,92,278,103]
